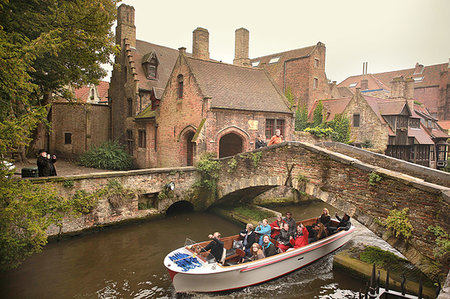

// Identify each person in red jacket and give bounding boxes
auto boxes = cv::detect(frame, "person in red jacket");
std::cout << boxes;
[290,223,309,248]
[268,129,283,146]
[269,215,285,240]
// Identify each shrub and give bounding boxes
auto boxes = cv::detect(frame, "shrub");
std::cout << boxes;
[360,246,407,268]
[384,208,414,239]
[195,153,221,194]
[427,225,450,265]
[304,126,334,138]
[368,171,382,186]
[79,142,132,170]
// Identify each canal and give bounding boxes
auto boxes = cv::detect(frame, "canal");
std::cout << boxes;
[1,200,383,298]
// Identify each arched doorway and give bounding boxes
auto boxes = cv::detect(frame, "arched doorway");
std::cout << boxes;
[219,133,243,158]
[185,131,195,166]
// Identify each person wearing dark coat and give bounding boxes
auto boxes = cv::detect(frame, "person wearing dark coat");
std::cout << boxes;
[201,232,224,263]
[255,134,267,149]
[240,223,257,256]
[277,223,292,252]
[317,208,331,228]
[329,213,352,234]
[37,149,57,177]
[262,235,277,257]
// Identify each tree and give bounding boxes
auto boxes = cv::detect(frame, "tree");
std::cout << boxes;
[312,100,324,127]
[0,0,119,156]
[0,0,118,270]
[327,113,351,143]
[295,105,309,131]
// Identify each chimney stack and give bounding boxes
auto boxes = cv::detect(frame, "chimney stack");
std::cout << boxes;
[233,28,250,66]
[390,76,414,99]
[116,4,136,48]
[192,27,209,60]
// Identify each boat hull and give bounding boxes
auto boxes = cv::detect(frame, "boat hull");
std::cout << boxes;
[164,226,354,293]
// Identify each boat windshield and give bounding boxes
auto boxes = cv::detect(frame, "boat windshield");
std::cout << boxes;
[184,238,216,264]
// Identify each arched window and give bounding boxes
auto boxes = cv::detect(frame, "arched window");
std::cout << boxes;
[177,75,184,99]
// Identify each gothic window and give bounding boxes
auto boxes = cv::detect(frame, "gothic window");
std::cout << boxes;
[313,78,318,89]
[177,75,184,99]
[314,58,319,68]
[353,114,360,127]
[138,129,146,148]
[127,129,134,155]
[127,98,133,117]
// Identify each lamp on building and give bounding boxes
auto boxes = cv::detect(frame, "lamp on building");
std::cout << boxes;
[165,181,175,192]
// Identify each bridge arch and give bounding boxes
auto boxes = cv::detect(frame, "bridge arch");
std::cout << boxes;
[166,200,194,215]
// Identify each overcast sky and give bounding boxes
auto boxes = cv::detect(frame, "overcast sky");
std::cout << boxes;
[107,0,450,83]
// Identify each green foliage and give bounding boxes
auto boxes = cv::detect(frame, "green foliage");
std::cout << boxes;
[0,175,66,270]
[70,189,100,215]
[248,152,262,168]
[232,206,275,221]
[368,171,382,186]
[79,142,133,170]
[103,179,136,210]
[285,87,295,109]
[326,113,351,143]
[304,127,334,138]
[227,157,237,173]
[195,153,221,195]
[0,0,118,157]
[63,179,74,188]
[384,208,414,239]
[362,139,374,148]
[295,105,309,131]
[296,173,308,183]
[427,225,450,263]
[359,246,407,268]
[313,101,324,127]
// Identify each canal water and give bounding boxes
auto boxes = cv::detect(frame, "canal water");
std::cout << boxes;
[1,201,383,298]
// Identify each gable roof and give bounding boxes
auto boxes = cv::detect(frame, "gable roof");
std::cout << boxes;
[249,44,319,74]
[186,57,292,114]
[132,40,180,97]
[73,81,109,103]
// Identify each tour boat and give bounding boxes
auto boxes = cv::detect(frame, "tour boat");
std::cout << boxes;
[163,217,355,293]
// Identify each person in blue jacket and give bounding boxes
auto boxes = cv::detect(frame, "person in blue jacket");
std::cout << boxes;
[255,219,271,246]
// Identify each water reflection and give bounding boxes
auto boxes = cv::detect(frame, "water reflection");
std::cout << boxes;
[0,201,368,298]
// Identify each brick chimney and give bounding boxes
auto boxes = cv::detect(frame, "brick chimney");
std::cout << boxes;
[116,4,136,48]
[233,28,250,66]
[192,27,209,60]
[390,76,414,99]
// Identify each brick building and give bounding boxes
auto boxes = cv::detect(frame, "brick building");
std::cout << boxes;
[310,77,448,169]
[338,61,450,121]
[250,40,333,110]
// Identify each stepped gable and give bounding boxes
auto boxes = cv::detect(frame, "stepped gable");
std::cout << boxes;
[186,58,292,114]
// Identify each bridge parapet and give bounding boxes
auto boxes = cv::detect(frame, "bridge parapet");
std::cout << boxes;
[216,141,449,277]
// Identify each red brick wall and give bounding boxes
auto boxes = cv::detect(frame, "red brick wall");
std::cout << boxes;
[50,103,109,158]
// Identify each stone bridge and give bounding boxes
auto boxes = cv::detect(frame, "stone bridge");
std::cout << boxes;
[35,141,449,277]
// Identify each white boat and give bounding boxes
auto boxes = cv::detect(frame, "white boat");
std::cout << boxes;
[163,218,355,293]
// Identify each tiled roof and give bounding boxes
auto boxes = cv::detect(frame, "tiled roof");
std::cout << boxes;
[249,44,317,75]
[338,62,449,91]
[132,40,180,96]
[307,98,351,122]
[437,120,450,131]
[73,81,109,103]
[336,86,354,98]
[377,100,408,115]
[97,81,109,101]
[409,127,434,145]
[186,58,292,114]
[135,105,156,119]
[74,86,90,101]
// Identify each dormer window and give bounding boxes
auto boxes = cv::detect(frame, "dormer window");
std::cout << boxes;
[142,51,159,80]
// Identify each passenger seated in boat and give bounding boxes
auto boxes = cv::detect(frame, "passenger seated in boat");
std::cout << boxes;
[289,223,309,248]
[269,215,285,240]
[314,223,328,241]
[262,235,277,257]
[200,232,224,263]
[283,212,296,235]
[317,208,331,228]
[247,243,265,262]
[328,213,351,234]
[277,223,292,252]
[255,219,271,246]
[239,223,256,257]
